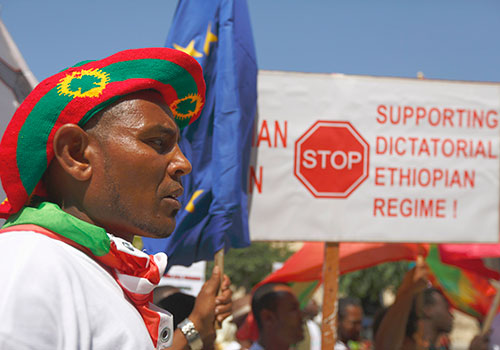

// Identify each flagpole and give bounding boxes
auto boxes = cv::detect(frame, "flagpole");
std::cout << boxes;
[214,247,224,329]
[321,242,339,349]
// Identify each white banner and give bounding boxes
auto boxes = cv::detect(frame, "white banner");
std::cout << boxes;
[159,261,206,297]
[248,71,500,243]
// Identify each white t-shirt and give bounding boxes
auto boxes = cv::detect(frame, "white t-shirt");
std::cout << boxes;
[0,230,155,350]
[306,320,321,350]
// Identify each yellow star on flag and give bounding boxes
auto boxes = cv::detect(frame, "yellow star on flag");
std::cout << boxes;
[185,189,204,213]
[203,23,218,55]
[173,40,203,58]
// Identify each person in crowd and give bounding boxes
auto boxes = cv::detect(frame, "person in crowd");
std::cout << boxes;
[0,48,232,350]
[335,297,365,350]
[250,283,304,350]
[407,287,453,349]
[232,294,254,349]
[374,259,489,350]
[371,306,389,344]
[295,299,322,350]
[155,287,197,329]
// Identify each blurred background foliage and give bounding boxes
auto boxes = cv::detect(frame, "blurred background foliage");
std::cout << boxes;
[340,261,410,314]
[206,242,294,292]
[207,242,409,315]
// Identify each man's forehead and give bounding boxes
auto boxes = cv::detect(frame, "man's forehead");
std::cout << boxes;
[273,285,295,295]
[116,90,172,115]
[272,286,299,305]
[345,304,363,317]
[432,291,448,306]
[100,91,177,130]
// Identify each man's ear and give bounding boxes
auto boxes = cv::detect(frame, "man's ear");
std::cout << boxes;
[52,124,93,181]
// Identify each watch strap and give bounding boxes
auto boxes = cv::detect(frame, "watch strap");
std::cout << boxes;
[178,318,203,350]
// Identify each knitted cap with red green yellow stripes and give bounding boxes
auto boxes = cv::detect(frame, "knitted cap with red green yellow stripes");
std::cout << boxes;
[0,47,205,218]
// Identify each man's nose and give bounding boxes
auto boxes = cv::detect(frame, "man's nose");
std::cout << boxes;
[168,144,192,178]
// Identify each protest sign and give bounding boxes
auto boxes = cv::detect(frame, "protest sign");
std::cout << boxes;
[249,71,500,243]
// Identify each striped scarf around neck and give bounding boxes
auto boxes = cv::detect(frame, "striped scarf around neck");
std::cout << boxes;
[2,201,173,349]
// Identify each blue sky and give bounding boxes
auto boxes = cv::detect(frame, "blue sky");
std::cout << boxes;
[1,0,499,82]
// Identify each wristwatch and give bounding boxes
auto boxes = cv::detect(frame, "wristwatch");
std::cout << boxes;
[178,318,203,350]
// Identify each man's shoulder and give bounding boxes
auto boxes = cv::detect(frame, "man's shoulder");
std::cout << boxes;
[1,228,67,253]
[0,228,83,260]
[0,228,108,280]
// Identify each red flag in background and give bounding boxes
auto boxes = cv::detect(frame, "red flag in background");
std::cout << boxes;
[438,243,500,280]
[257,242,429,287]
[426,245,500,319]
[339,243,428,275]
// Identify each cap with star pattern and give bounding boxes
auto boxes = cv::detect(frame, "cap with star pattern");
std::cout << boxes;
[0,47,205,218]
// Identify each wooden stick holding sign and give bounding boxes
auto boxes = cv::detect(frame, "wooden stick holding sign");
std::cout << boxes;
[214,248,224,329]
[321,242,340,349]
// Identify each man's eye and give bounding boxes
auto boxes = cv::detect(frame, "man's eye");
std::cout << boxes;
[151,139,164,147]
[148,138,167,151]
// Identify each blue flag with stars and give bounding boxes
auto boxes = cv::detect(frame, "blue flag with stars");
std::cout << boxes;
[142,0,257,269]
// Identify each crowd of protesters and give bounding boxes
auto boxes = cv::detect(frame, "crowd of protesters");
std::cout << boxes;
[150,258,493,350]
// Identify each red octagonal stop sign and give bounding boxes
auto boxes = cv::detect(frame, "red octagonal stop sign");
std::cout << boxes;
[294,121,370,198]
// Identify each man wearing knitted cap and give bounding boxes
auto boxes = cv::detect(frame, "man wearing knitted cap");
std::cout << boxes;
[0,48,232,350]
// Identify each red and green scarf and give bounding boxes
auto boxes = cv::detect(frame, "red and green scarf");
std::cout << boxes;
[2,201,173,349]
